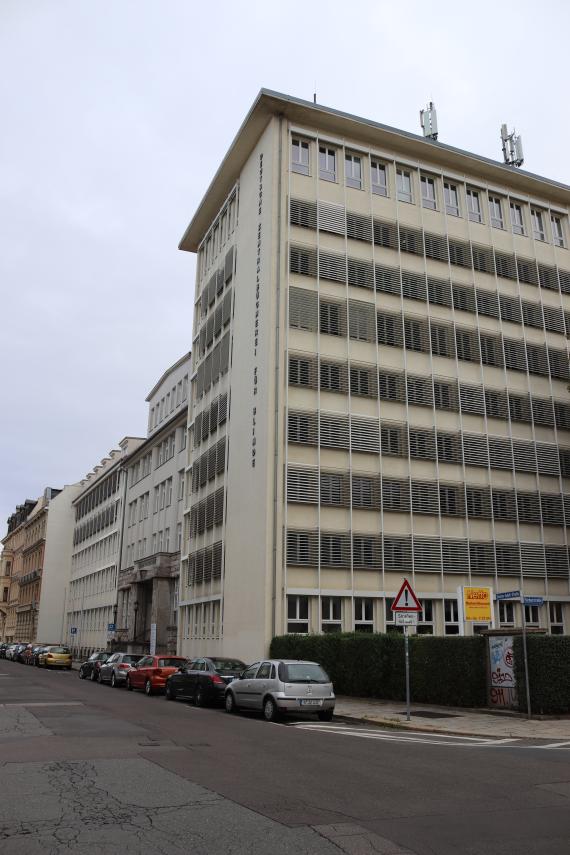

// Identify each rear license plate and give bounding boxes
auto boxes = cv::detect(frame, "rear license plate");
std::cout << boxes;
[299,699,322,706]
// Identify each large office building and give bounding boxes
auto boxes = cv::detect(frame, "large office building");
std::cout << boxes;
[116,353,190,655]
[178,90,570,662]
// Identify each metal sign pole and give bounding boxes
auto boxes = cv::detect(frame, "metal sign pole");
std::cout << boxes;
[404,625,411,721]
[520,596,532,720]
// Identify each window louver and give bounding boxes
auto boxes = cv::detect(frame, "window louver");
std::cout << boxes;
[318,201,346,236]
[289,287,318,331]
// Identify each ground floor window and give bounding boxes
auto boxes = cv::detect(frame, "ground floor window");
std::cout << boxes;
[416,599,433,634]
[354,597,373,632]
[549,602,564,634]
[384,599,403,634]
[524,604,540,626]
[444,599,459,635]
[321,596,342,633]
[499,601,515,627]
[287,595,309,633]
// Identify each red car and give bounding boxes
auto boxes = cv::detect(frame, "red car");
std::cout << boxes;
[126,655,187,696]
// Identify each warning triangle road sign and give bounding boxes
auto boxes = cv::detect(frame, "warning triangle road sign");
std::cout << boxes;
[391,579,423,612]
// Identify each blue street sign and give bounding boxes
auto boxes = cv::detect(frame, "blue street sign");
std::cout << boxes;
[70,627,77,635]
[107,623,116,632]
[523,596,544,607]
[496,590,521,601]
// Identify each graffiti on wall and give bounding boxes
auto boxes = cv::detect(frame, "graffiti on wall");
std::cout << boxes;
[488,635,517,708]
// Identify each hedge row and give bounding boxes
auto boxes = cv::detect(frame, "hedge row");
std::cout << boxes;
[270,632,487,708]
[514,635,570,714]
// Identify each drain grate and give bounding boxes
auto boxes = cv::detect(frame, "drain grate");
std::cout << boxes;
[409,710,460,719]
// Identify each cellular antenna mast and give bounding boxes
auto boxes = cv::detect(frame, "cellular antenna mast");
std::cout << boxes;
[501,124,524,167]
[420,101,438,140]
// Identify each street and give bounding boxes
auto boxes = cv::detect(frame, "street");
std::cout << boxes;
[0,660,569,854]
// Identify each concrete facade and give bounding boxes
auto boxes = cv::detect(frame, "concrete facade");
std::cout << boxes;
[178,91,570,663]
[66,437,144,657]
[116,353,191,655]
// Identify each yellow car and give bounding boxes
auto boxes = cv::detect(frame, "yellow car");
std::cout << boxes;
[38,645,72,670]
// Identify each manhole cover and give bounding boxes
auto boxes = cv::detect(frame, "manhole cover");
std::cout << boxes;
[410,710,460,719]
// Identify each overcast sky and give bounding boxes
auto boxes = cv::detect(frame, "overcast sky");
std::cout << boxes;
[1,0,569,531]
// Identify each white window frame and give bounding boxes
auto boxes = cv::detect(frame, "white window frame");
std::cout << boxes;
[319,146,336,182]
[444,599,460,635]
[420,175,437,210]
[551,215,565,247]
[321,596,342,633]
[396,168,412,203]
[549,601,564,634]
[510,201,525,235]
[354,597,374,632]
[531,208,546,241]
[291,138,310,176]
[345,152,362,190]
[499,601,515,626]
[371,160,388,196]
[444,182,460,217]
[489,196,504,229]
[287,594,309,633]
[466,188,482,223]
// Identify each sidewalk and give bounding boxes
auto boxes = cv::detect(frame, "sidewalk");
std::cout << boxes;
[334,696,570,740]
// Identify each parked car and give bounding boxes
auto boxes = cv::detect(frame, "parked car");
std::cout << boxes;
[37,645,72,669]
[78,651,109,681]
[0,643,8,659]
[30,645,48,666]
[21,644,37,665]
[224,659,335,722]
[165,657,246,705]
[5,644,19,660]
[14,643,28,663]
[98,653,141,687]
[126,655,187,696]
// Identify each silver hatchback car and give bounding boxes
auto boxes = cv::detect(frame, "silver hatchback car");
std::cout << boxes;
[224,659,335,722]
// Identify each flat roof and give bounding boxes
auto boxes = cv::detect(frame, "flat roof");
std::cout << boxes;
[179,89,570,253]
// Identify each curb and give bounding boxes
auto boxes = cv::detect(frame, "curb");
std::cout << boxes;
[332,713,497,739]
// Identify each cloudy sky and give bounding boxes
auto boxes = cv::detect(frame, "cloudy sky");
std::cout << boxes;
[1,0,568,530]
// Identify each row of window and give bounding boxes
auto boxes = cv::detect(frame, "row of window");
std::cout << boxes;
[125,524,182,566]
[287,409,570,476]
[180,600,222,640]
[148,376,189,433]
[197,191,238,279]
[287,467,570,526]
[191,439,226,491]
[71,532,118,574]
[289,203,570,294]
[289,353,570,430]
[66,605,116,636]
[193,393,229,449]
[188,487,225,537]
[194,331,231,400]
[195,289,233,360]
[286,530,570,578]
[69,565,118,602]
[289,245,570,342]
[198,247,234,317]
[290,139,567,247]
[286,594,565,635]
[289,289,569,381]
[73,502,119,547]
[186,542,223,588]
[75,470,119,522]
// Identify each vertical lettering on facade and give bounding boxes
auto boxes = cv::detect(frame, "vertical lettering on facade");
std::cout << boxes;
[252,152,263,467]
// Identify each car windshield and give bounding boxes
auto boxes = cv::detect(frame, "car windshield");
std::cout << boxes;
[158,658,186,668]
[49,647,70,654]
[122,656,140,664]
[211,659,246,672]
[279,663,330,684]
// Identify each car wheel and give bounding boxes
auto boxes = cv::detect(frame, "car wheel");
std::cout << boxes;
[194,687,205,707]
[165,682,175,701]
[126,677,133,691]
[263,696,280,723]
[111,673,117,688]
[225,692,238,714]
[145,679,153,697]
[90,669,97,682]
[79,667,85,679]
[317,710,334,722]
[97,670,102,683]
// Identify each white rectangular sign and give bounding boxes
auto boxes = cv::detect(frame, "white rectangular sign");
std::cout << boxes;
[395,612,418,626]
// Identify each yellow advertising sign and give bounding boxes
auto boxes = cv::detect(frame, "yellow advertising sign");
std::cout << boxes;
[463,586,492,622]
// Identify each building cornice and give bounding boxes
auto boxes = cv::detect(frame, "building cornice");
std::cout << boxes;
[179,88,570,253]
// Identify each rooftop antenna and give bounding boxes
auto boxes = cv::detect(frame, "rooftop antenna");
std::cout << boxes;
[420,101,438,140]
[500,124,524,167]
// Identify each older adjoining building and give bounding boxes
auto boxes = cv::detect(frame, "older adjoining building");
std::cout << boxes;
[1,499,37,642]
[115,353,190,655]
[178,90,570,663]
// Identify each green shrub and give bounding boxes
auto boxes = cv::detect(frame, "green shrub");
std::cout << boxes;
[270,632,487,708]
[513,635,570,714]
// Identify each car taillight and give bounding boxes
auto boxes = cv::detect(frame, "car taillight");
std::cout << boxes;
[118,664,130,670]
[212,674,225,686]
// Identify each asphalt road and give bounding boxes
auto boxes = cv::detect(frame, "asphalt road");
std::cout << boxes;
[1,660,569,855]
